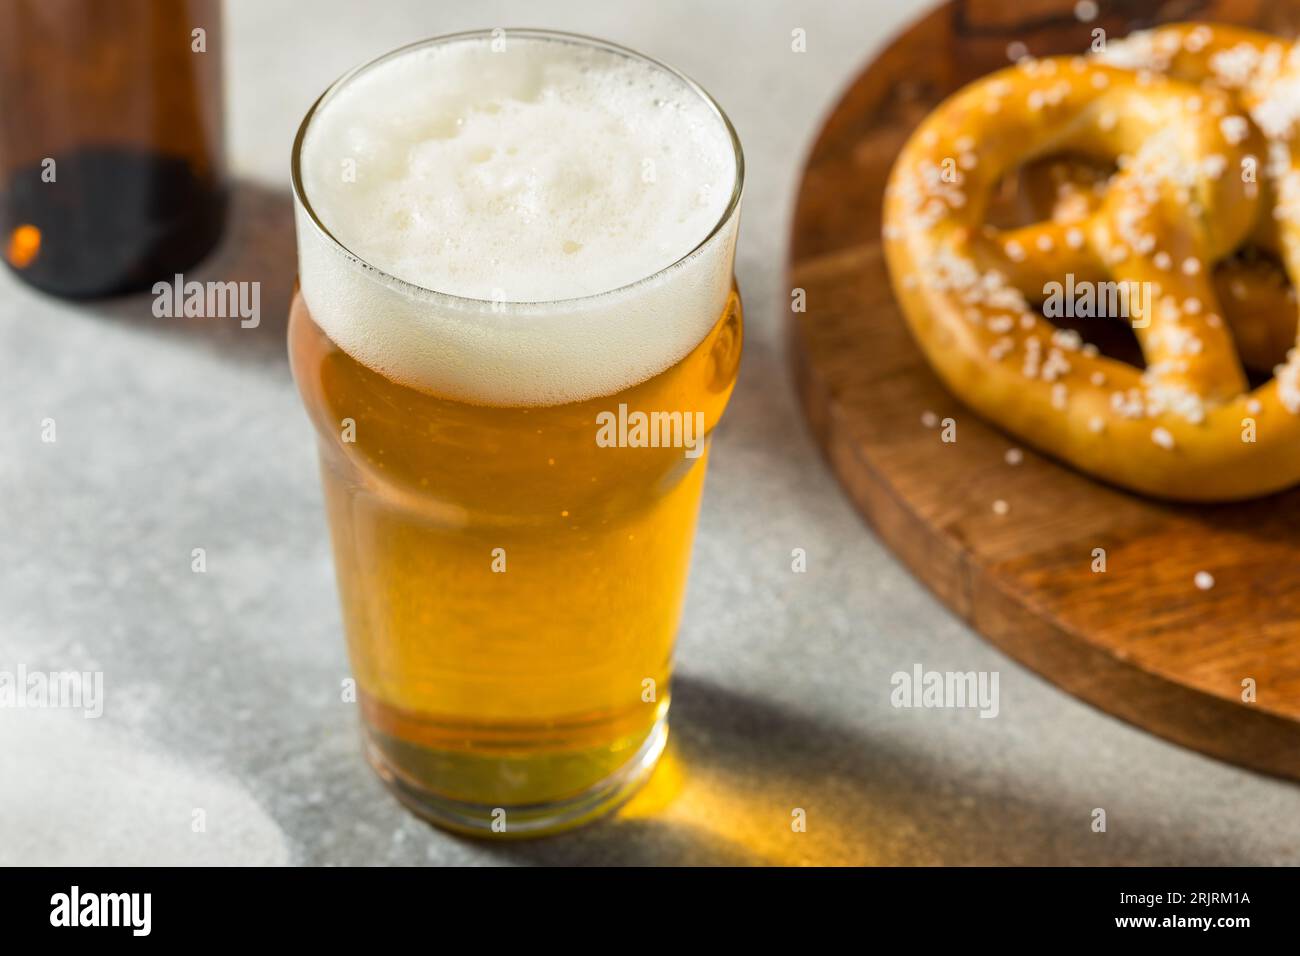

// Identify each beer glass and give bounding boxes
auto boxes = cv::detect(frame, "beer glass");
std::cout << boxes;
[288,30,743,835]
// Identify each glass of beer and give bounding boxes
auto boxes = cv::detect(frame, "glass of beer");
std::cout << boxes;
[288,29,742,835]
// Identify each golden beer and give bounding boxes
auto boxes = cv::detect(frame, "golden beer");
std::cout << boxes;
[289,30,743,833]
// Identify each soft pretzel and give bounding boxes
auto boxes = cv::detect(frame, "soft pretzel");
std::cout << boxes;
[1007,156,1296,372]
[884,23,1300,501]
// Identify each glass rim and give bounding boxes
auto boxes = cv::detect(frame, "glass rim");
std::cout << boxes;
[289,27,745,310]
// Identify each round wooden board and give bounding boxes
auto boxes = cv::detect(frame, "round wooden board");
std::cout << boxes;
[788,0,1300,779]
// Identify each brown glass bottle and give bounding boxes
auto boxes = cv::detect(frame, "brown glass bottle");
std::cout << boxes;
[0,0,226,298]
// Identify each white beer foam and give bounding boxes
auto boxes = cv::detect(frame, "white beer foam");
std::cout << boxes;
[296,34,739,406]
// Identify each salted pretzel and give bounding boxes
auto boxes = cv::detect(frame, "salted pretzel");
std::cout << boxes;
[883,23,1300,501]
[1006,156,1296,373]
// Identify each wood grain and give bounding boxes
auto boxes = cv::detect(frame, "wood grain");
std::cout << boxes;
[788,0,1300,779]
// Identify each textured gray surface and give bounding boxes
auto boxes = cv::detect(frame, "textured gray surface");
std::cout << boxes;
[2,0,1298,865]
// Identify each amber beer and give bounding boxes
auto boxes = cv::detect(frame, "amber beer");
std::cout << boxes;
[289,30,743,834]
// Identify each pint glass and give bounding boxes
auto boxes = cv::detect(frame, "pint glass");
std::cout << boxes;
[288,30,743,834]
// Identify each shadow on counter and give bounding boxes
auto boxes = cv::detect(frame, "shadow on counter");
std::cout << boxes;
[476,673,1265,866]
[73,179,298,372]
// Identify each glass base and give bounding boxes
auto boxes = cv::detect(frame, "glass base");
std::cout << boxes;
[363,713,668,838]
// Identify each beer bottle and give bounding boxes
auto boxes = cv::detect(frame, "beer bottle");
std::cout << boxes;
[0,0,226,298]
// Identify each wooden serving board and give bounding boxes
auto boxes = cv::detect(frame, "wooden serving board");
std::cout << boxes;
[788,0,1300,779]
